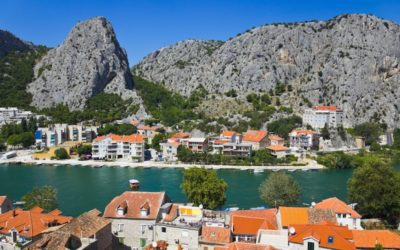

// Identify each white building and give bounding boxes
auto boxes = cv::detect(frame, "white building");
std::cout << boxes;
[315,197,362,230]
[289,129,317,150]
[160,141,180,161]
[35,124,68,148]
[0,107,33,126]
[92,134,144,162]
[181,137,208,153]
[302,105,343,129]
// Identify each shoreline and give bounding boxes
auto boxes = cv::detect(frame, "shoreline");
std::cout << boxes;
[0,157,325,171]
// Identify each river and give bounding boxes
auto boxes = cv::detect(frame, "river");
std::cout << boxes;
[0,164,354,216]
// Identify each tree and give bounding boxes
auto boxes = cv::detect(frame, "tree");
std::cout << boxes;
[393,128,400,149]
[151,133,168,152]
[98,123,137,135]
[76,144,92,156]
[54,148,70,160]
[22,186,58,212]
[6,132,34,148]
[354,122,383,146]
[259,172,300,207]
[348,156,400,224]
[267,116,302,139]
[181,167,228,209]
[321,123,330,140]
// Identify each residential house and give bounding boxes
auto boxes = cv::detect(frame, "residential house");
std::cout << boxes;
[209,131,252,157]
[267,134,285,146]
[137,125,160,144]
[276,207,336,229]
[28,209,112,250]
[160,141,180,161]
[155,204,202,250]
[0,196,12,214]
[182,138,208,153]
[103,191,169,249]
[315,197,362,230]
[288,222,356,250]
[266,145,291,158]
[288,129,318,150]
[230,209,277,243]
[170,132,190,142]
[242,130,268,150]
[302,105,344,129]
[0,207,71,249]
[92,134,145,162]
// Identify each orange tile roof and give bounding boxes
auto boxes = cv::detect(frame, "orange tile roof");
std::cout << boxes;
[0,207,72,239]
[315,197,361,219]
[290,129,315,135]
[0,196,7,206]
[104,191,166,220]
[279,207,309,228]
[216,242,277,250]
[267,145,289,151]
[94,134,144,143]
[230,209,277,235]
[201,226,231,244]
[268,134,284,141]
[137,125,160,131]
[289,223,355,250]
[171,132,190,139]
[313,105,339,111]
[221,130,237,137]
[130,120,140,126]
[352,230,400,249]
[163,204,179,222]
[243,130,268,142]
[214,139,231,144]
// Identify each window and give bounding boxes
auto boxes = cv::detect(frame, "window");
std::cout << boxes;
[161,227,167,233]
[328,236,334,244]
[307,242,315,250]
[117,223,124,232]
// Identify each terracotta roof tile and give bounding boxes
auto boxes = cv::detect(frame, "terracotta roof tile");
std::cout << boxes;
[216,242,277,250]
[279,207,309,228]
[221,131,237,137]
[268,134,284,141]
[163,204,179,222]
[0,196,7,206]
[315,197,361,218]
[230,209,277,235]
[313,105,340,111]
[290,129,315,135]
[0,207,72,238]
[266,145,289,151]
[201,226,231,244]
[104,191,166,220]
[243,130,268,142]
[289,223,355,250]
[28,209,110,250]
[94,134,144,143]
[352,230,400,249]
[171,132,190,139]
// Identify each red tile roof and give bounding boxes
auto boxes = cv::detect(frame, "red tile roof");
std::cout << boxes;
[104,191,166,220]
[216,242,277,250]
[315,197,361,219]
[352,230,400,249]
[171,132,190,139]
[163,204,179,222]
[268,134,284,141]
[289,223,355,250]
[279,207,309,228]
[221,130,237,137]
[267,145,289,151]
[214,139,231,144]
[243,130,268,142]
[137,125,159,131]
[94,134,144,143]
[290,129,315,136]
[201,226,231,244]
[313,105,340,111]
[0,207,72,238]
[230,209,277,235]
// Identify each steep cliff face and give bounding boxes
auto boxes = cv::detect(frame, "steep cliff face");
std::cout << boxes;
[135,14,400,128]
[28,17,141,110]
[0,30,34,57]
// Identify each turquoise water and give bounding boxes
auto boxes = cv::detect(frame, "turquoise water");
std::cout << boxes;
[0,164,353,216]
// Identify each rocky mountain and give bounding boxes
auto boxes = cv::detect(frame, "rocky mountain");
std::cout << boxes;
[135,14,400,128]
[28,17,141,110]
[0,30,34,57]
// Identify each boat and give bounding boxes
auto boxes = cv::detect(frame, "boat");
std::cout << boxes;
[224,207,239,211]
[129,179,140,190]
[288,169,297,172]
[302,168,310,172]
[253,169,264,174]
[272,169,280,172]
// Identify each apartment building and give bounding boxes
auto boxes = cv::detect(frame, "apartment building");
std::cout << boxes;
[302,105,343,129]
[92,134,144,162]
[0,107,33,126]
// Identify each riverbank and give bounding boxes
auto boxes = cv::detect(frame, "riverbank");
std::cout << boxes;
[0,155,324,171]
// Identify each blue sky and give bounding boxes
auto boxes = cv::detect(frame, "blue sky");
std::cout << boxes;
[1,0,399,65]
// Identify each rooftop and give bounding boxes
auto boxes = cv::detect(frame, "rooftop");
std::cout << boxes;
[243,130,268,142]
[0,207,72,239]
[315,197,361,218]
[221,130,238,137]
[94,134,144,143]
[0,196,7,206]
[104,191,166,220]
[266,145,289,151]
[230,209,278,235]
[312,105,341,111]
[201,226,231,244]
[215,242,277,250]
[268,134,284,141]
[352,230,400,249]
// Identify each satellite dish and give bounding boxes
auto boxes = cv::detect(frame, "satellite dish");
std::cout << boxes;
[311,202,316,207]
[289,227,296,235]
[199,204,203,209]
[152,242,157,248]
